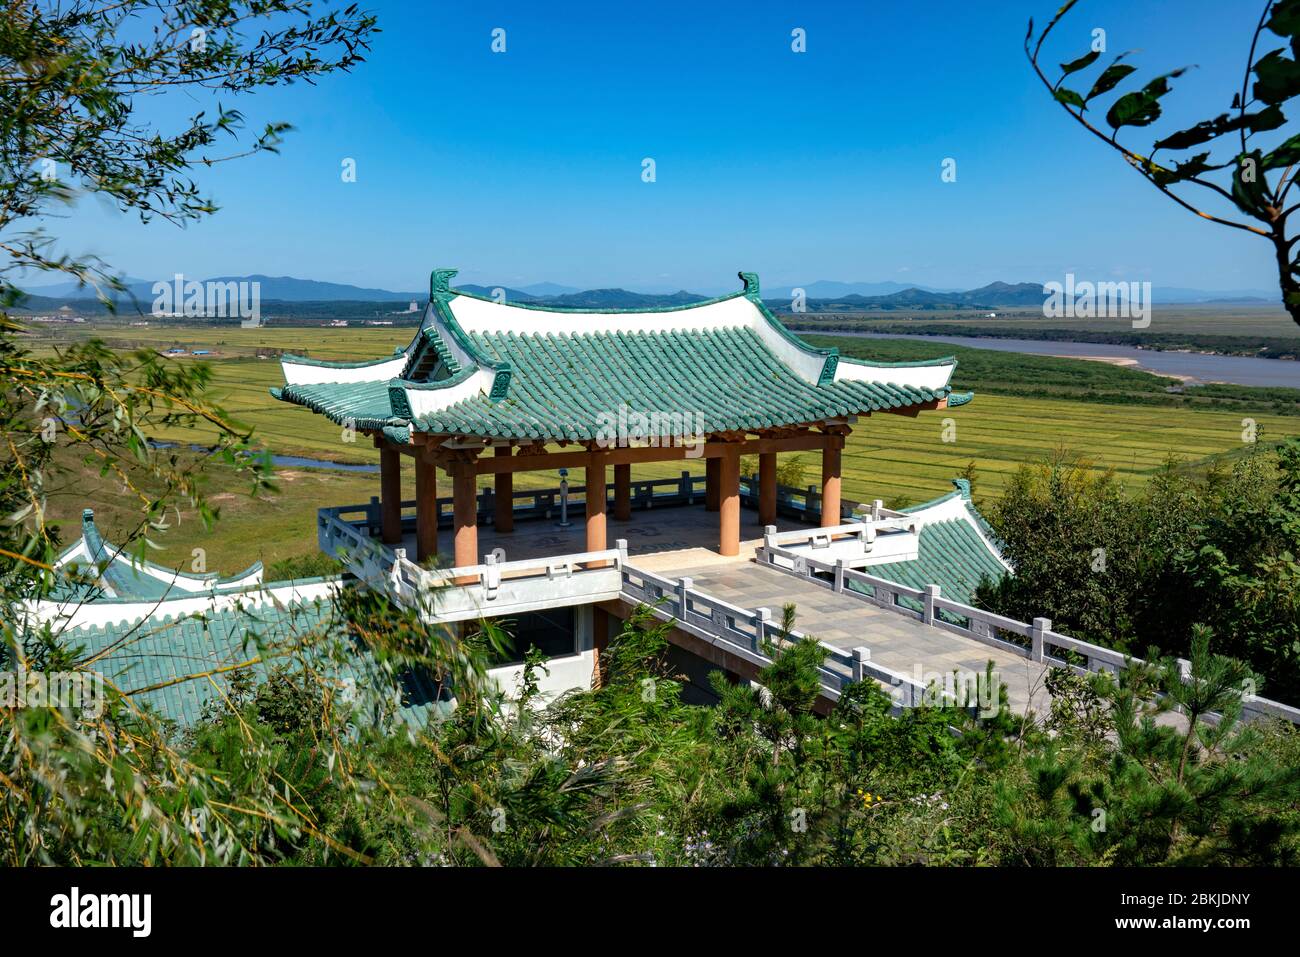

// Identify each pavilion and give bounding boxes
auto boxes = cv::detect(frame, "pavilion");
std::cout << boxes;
[272,269,972,571]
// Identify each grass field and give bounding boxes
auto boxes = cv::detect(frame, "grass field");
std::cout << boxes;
[26,321,1300,575]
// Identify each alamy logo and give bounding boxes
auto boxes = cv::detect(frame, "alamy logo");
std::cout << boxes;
[594,403,706,457]
[1,669,104,717]
[49,887,151,937]
[1042,273,1152,329]
[151,273,261,326]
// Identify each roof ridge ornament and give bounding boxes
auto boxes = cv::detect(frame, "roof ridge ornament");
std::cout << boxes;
[738,271,760,300]
[430,268,459,301]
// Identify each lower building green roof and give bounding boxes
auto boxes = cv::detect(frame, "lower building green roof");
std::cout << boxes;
[858,517,1007,606]
[65,586,450,730]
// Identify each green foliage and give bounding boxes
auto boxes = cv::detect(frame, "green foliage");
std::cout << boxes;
[1027,0,1300,325]
[739,452,808,487]
[265,552,344,581]
[977,438,1300,700]
[1,0,378,304]
[990,632,1300,866]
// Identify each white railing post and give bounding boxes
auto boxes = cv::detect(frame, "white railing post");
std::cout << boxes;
[872,499,883,520]
[615,538,628,567]
[677,576,693,621]
[834,559,846,594]
[1031,617,1050,662]
[851,647,870,683]
[923,584,940,625]
[753,606,772,651]
[483,552,501,597]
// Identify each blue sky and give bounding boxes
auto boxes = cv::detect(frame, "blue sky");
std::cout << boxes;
[42,0,1285,294]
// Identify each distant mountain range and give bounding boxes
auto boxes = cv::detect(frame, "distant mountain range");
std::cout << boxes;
[15,274,1282,313]
[23,275,427,303]
[765,280,954,298]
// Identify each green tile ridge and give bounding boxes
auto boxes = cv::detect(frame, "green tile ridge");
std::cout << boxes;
[865,517,1008,606]
[63,586,451,730]
[71,509,262,601]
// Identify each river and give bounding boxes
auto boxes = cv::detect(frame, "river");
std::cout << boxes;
[816,332,1300,388]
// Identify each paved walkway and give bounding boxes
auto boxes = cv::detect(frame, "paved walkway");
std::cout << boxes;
[668,559,1053,720]
[403,499,1053,719]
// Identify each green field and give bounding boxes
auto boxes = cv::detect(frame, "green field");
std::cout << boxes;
[27,322,1300,575]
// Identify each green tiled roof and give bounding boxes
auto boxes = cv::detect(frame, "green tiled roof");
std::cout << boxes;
[271,380,400,432]
[418,327,946,441]
[276,328,952,442]
[52,509,262,602]
[273,270,964,443]
[65,586,450,730]
[846,480,1008,606]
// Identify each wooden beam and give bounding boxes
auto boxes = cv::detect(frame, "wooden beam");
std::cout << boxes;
[414,457,438,563]
[472,432,831,475]
[821,437,842,528]
[494,446,513,532]
[380,446,403,545]
[586,454,608,564]
[451,454,479,582]
[613,462,631,521]
[719,443,741,557]
[758,451,777,526]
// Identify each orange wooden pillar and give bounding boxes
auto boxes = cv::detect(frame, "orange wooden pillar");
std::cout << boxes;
[718,444,741,557]
[494,446,514,532]
[380,446,403,545]
[758,451,777,526]
[705,455,720,511]
[414,456,438,563]
[821,437,842,527]
[451,456,479,581]
[586,454,608,561]
[613,463,632,521]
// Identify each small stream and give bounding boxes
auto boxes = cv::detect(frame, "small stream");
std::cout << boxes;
[148,440,378,473]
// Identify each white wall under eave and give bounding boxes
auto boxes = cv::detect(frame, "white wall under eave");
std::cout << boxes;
[23,579,341,635]
[833,358,955,392]
[447,292,758,336]
[400,368,495,418]
[488,649,596,703]
[281,354,409,386]
[448,293,834,386]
